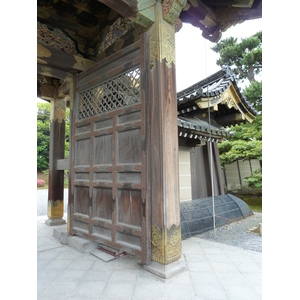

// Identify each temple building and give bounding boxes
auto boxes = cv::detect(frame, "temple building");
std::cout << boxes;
[37,0,262,278]
[177,67,257,201]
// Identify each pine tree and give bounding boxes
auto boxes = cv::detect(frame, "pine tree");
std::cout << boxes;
[211,31,262,111]
[212,31,262,189]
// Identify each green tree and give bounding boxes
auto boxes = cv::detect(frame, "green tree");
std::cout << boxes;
[37,102,50,171]
[218,112,262,189]
[243,81,262,112]
[213,31,262,189]
[218,115,262,167]
[37,101,70,171]
[211,31,262,111]
[211,31,262,83]
[65,107,70,159]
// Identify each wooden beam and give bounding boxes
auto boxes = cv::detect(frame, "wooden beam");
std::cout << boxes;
[215,112,244,125]
[58,81,71,99]
[215,7,262,21]
[98,0,156,29]
[37,43,96,73]
[98,0,138,18]
[37,6,94,40]
[37,64,73,81]
[56,158,70,171]
[186,0,218,29]
[37,82,56,101]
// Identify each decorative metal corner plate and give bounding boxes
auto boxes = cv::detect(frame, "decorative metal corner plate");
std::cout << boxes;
[151,224,182,264]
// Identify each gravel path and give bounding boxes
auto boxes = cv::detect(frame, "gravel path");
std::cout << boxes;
[196,212,262,252]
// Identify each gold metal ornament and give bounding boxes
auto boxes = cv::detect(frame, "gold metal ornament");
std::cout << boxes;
[151,224,182,264]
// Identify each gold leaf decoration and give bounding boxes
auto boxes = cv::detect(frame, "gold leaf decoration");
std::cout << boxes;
[151,224,182,264]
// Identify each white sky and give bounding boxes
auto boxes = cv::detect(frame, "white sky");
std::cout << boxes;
[175,19,263,91]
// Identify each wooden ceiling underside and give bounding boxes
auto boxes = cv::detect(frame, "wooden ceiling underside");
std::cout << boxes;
[37,0,262,100]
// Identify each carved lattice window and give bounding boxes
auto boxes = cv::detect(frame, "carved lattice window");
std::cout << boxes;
[78,68,141,119]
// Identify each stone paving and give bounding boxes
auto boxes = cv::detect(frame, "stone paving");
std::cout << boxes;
[37,215,262,300]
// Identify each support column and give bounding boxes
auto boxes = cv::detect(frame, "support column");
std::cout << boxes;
[190,143,225,199]
[207,142,225,196]
[45,91,66,226]
[143,1,186,278]
[67,76,75,233]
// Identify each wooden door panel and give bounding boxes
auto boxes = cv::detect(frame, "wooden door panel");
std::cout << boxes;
[117,189,142,228]
[93,134,113,165]
[75,139,90,166]
[92,187,113,220]
[74,186,90,216]
[70,41,149,262]
[117,129,142,164]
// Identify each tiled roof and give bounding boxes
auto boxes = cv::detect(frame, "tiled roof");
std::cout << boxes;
[177,67,257,116]
[178,116,228,141]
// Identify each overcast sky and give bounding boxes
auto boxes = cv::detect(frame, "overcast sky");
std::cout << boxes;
[175,19,263,92]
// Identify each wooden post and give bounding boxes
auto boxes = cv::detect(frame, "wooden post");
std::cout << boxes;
[223,167,228,191]
[236,160,242,189]
[67,76,74,233]
[143,2,185,278]
[45,91,66,226]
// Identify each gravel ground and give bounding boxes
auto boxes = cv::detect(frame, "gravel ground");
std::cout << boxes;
[196,212,262,252]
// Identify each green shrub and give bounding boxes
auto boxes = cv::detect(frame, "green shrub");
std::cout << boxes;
[244,168,262,189]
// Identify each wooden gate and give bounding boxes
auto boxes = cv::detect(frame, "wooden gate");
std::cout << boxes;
[69,41,150,263]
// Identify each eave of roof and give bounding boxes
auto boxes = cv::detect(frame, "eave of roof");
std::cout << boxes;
[177,67,257,117]
[178,116,228,142]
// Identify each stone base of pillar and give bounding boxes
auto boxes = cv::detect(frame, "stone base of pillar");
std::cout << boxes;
[45,218,66,226]
[143,260,186,279]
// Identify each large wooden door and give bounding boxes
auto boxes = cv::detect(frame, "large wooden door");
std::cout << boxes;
[69,41,149,263]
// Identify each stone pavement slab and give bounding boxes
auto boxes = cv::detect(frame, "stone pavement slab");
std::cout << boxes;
[37,216,262,299]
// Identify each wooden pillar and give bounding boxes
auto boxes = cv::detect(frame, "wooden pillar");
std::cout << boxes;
[143,1,186,278]
[67,77,74,233]
[45,91,66,226]
[190,143,225,199]
[208,142,225,196]
[236,160,242,189]
[190,145,211,199]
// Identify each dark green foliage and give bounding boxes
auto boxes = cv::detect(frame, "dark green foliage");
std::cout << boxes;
[243,81,262,112]
[37,101,70,171]
[218,139,262,166]
[218,116,262,189]
[211,31,262,83]
[213,31,263,189]
[211,31,262,112]
[37,102,50,171]
[219,115,262,167]
[244,168,262,189]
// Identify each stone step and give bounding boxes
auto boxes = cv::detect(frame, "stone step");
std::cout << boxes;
[53,228,98,253]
